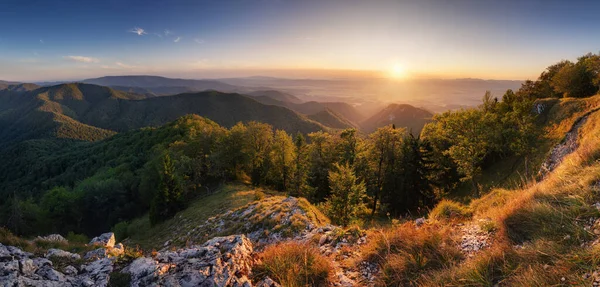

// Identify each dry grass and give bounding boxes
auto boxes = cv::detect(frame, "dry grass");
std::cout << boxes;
[0,227,95,256]
[253,241,333,287]
[361,223,463,286]
[428,199,471,221]
[361,96,600,286]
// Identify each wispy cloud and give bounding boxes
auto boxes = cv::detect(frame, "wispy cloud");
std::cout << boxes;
[164,29,172,36]
[194,39,205,44]
[116,62,135,69]
[39,39,44,44]
[174,37,181,43]
[63,55,100,63]
[129,27,147,36]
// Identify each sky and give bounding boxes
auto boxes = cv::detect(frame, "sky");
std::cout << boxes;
[1,0,600,82]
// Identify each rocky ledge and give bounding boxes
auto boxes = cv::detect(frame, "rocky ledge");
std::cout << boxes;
[0,234,281,287]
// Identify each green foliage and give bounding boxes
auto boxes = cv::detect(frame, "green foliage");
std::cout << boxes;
[112,221,130,242]
[519,52,600,99]
[149,153,183,225]
[326,163,366,227]
[428,199,471,220]
[108,272,132,287]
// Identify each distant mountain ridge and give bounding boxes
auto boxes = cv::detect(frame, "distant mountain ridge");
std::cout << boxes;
[0,83,327,146]
[361,103,433,134]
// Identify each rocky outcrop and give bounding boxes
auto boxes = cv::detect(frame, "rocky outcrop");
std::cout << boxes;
[36,234,68,243]
[89,232,116,248]
[46,248,81,260]
[0,234,261,287]
[0,243,113,287]
[123,235,254,286]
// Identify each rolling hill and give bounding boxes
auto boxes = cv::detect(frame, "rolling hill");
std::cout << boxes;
[245,90,303,104]
[0,83,327,146]
[361,103,434,134]
[307,108,357,130]
[83,75,240,94]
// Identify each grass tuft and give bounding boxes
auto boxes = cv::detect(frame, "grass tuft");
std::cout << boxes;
[253,242,333,287]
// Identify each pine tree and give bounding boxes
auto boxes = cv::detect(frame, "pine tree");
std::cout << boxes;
[150,153,182,225]
[291,133,311,197]
[326,163,366,227]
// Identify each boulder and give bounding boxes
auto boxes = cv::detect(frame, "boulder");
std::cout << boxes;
[84,248,108,260]
[125,235,254,287]
[255,276,282,287]
[111,243,125,257]
[89,232,115,248]
[36,234,68,243]
[0,244,114,287]
[46,248,81,260]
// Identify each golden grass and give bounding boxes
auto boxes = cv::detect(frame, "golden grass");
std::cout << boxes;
[253,242,333,287]
[428,199,472,221]
[361,223,463,286]
[363,95,600,286]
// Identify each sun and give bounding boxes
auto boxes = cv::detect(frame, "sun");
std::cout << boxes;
[390,63,407,79]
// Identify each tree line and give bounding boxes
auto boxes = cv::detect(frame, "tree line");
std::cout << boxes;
[3,78,547,234]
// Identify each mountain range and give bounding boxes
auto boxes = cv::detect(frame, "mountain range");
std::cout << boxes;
[0,75,438,148]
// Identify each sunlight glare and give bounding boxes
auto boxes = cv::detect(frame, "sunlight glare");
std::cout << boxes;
[390,63,407,79]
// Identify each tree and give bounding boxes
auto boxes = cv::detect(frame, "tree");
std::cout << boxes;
[308,131,336,201]
[290,133,311,197]
[270,130,296,191]
[149,153,183,225]
[326,163,366,227]
[384,134,436,216]
[366,125,403,216]
[337,129,359,166]
[245,122,274,186]
[551,60,596,98]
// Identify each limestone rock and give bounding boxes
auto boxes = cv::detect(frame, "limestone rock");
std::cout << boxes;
[46,248,81,260]
[36,234,68,243]
[89,232,115,248]
[126,235,254,287]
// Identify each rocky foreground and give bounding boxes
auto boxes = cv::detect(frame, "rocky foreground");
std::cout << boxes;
[0,232,283,287]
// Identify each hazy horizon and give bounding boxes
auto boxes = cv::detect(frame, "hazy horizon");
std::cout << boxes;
[3,0,600,82]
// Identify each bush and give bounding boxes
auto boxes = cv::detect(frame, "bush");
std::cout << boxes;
[254,242,332,287]
[112,221,129,242]
[428,199,471,220]
[108,272,131,287]
[66,231,89,244]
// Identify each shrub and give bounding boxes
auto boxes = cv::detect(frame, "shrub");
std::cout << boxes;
[429,199,471,220]
[66,231,89,244]
[112,221,130,242]
[109,272,131,287]
[254,242,333,287]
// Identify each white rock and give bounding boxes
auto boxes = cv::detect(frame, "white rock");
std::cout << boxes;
[89,232,115,248]
[46,248,81,260]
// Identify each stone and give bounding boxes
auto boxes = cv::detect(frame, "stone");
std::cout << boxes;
[19,259,37,276]
[63,265,78,276]
[255,276,282,287]
[36,234,68,243]
[415,217,426,227]
[89,232,115,248]
[46,248,81,260]
[319,234,329,246]
[84,248,108,260]
[36,265,66,281]
[127,235,253,287]
[111,243,125,257]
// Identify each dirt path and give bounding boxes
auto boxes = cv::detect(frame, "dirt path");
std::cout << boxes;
[539,108,600,177]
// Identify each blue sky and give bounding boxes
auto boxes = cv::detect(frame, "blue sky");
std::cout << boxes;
[1,0,600,81]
